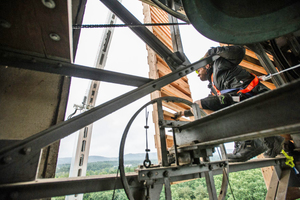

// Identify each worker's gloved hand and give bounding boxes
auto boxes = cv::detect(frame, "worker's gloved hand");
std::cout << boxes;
[217,93,234,106]
[171,111,182,120]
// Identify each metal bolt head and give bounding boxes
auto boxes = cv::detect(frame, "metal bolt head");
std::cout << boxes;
[41,0,56,9]
[163,171,169,177]
[147,171,153,178]
[49,33,60,41]
[0,19,11,28]
[2,156,12,164]
[22,147,32,155]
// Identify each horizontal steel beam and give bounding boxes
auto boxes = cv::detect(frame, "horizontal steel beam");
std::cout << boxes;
[100,0,184,71]
[0,56,217,184]
[176,78,300,147]
[0,157,284,199]
[0,49,153,87]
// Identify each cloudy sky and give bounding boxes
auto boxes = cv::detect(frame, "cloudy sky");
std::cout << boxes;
[58,0,220,159]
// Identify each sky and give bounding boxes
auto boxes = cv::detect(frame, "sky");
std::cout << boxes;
[58,0,220,159]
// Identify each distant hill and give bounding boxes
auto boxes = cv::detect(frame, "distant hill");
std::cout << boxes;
[57,152,158,165]
[58,149,233,165]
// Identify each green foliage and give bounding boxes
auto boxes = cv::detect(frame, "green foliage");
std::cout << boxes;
[54,161,267,200]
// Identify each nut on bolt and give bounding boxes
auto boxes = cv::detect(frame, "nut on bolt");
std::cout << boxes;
[147,171,153,178]
[22,147,32,155]
[163,171,169,177]
[2,156,12,164]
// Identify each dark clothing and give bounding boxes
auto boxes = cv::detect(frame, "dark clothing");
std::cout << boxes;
[201,46,269,111]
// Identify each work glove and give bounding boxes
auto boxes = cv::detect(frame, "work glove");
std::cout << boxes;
[217,93,234,106]
[171,111,182,120]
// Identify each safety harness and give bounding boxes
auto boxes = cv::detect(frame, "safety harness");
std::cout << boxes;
[211,73,260,96]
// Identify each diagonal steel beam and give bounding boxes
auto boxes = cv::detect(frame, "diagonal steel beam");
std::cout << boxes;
[176,78,300,147]
[100,0,184,71]
[0,56,217,184]
[0,49,153,87]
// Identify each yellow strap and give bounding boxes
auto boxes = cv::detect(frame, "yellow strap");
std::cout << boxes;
[281,149,295,168]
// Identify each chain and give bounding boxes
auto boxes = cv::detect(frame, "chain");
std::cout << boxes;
[73,22,189,29]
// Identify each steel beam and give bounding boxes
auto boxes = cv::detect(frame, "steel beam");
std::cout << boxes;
[0,49,153,87]
[176,78,300,147]
[100,0,184,71]
[248,43,286,87]
[0,157,284,199]
[0,56,217,184]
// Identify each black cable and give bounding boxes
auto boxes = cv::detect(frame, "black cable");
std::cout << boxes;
[217,147,236,200]
[112,166,120,200]
[73,22,189,29]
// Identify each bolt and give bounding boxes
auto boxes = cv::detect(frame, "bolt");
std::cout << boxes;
[179,72,183,76]
[22,147,32,155]
[152,84,156,88]
[41,0,56,9]
[163,171,169,177]
[190,67,194,71]
[49,33,60,41]
[208,164,213,170]
[2,156,12,164]
[147,171,153,178]
[128,178,134,186]
[0,19,11,28]
[57,63,63,68]
[185,70,189,74]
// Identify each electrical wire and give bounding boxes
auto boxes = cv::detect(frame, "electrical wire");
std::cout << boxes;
[73,22,189,29]
[217,147,236,200]
[112,166,120,200]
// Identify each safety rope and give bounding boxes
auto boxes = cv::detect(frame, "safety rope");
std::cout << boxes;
[259,63,300,81]
[73,22,189,29]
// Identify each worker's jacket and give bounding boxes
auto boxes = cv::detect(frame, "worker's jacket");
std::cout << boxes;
[206,46,269,96]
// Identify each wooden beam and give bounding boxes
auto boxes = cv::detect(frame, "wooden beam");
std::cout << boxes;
[161,84,193,102]
[261,81,276,90]
[245,49,274,61]
[153,28,173,50]
[240,60,268,75]
[156,56,188,81]
[157,62,191,95]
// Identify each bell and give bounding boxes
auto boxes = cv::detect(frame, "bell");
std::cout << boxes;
[182,0,300,44]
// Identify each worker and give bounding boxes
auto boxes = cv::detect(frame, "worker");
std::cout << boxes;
[175,45,284,162]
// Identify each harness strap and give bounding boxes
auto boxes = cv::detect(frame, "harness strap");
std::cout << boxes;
[211,73,260,96]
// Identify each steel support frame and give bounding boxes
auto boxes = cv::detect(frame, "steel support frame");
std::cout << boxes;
[247,43,286,87]
[0,49,153,87]
[0,157,284,199]
[0,0,209,182]
[176,78,300,148]
[0,0,297,199]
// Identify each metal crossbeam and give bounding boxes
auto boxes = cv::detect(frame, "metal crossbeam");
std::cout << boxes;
[176,79,300,147]
[0,158,284,199]
[100,0,184,71]
[0,56,216,184]
[0,49,153,87]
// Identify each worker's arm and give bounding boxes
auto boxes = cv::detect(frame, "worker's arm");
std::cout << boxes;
[207,46,245,66]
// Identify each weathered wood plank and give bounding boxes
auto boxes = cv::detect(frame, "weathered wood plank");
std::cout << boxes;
[240,60,268,75]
